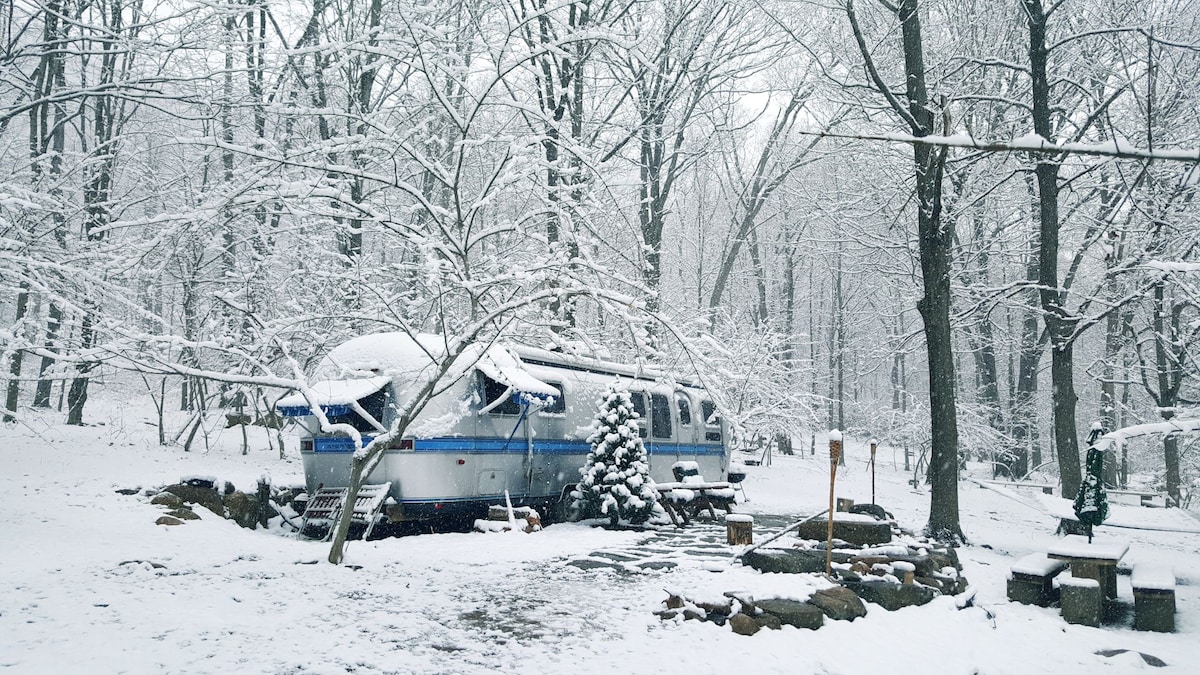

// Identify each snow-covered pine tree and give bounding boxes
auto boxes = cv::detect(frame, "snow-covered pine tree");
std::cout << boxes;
[572,386,659,526]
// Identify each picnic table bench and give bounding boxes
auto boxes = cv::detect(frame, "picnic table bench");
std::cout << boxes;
[1132,563,1177,632]
[1007,552,1069,606]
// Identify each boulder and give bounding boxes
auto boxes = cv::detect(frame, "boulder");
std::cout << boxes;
[729,613,761,636]
[115,488,141,496]
[166,508,201,521]
[756,599,824,630]
[848,503,892,521]
[796,518,892,546]
[162,483,225,516]
[155,515,184,526]
[929,547,962,573]
[150,492,184,509]
[807,586,867,621]
[696,598,733,617]
[754,613,782,630]
[723,591,756,615]
[741,548,827,574]
[844,580,937,611]
[224,491,260,529]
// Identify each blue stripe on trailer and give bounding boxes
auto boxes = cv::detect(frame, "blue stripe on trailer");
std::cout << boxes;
[313,436,375,453]
[280,404,352,418]
[310,435,725,456]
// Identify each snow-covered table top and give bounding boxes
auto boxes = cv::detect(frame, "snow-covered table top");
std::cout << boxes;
[1046,536,1129,563]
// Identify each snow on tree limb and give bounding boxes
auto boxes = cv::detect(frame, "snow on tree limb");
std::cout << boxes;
[794,129,1200,163]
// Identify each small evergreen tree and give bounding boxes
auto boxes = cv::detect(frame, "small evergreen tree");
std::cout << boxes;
[572,386,659,525]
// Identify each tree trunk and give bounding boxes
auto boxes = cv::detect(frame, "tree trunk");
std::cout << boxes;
[1025,0,1081,499]
[33,304,62,407]
[4,289,30,421]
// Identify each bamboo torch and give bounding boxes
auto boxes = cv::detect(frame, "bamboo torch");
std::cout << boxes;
[826,429,842,577]
[869,438,879,506]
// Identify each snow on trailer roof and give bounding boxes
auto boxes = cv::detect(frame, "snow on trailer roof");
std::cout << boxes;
[280,333,556,415]
[276,375,391,412]
[511,344,704,390]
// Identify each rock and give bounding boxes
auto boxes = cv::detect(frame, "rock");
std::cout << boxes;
[163,484,225,516]
[115,488,140,496]
[848,503,892,521]
[929,547,961,572]
[723,590,756,615]
[756,598,824,630]
[665,593,685,610]
[887,554,937,578]
[916,576,948,593]
[682,608,706,622]
[754,613,782,630]
[150,492,184,508]
[696,598,733,616]
[224,491,260,529]
[808,586,867,621]
[844,580,937,611]
[155,515,184,526]
[796,519,892,546]
[729,613,761,636]
[741,548,827,574]
[166,508,201,521]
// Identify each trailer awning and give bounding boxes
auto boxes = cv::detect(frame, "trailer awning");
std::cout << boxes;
[277,375,391,417]
[476,345,558,399]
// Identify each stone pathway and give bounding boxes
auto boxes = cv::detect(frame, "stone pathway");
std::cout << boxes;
[566,513,801,573]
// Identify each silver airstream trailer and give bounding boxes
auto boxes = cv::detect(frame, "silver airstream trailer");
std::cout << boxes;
[277,332,729,528]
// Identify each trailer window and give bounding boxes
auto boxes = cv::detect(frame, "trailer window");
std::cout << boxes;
[651,394,673,439]
[675,394,692,426]
[327,388,388,433]
[479,372,521,415]
[629,392,648,438]
[701,399,721,443]
[540,383,565,414]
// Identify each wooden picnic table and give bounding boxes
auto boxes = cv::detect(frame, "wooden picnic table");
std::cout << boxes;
[1047,536,1130,599]
[656,481,734,526]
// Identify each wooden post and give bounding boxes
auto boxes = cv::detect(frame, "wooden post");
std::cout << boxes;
[827,429,842,577]
[869,438,878,506]
[726,514,753,545]
[256,476,271,529]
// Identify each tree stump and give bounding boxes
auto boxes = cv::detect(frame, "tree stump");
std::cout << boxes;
[726,514,753,545]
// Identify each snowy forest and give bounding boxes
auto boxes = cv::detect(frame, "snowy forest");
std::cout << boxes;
[4,0,1200,538]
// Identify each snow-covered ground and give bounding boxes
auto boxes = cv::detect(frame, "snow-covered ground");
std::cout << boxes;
[3,382,1200,674]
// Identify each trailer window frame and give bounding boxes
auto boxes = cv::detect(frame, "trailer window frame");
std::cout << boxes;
[650,393,673,440]
[675,392,693,427]
[478,372,522,416]
[629,391,649,438]
[701,399,722,443]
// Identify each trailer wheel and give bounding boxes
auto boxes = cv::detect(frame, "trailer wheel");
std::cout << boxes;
[551,485,579,523]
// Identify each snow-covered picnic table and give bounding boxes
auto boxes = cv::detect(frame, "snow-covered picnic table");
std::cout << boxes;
[655,480,735,526]
[1047,536,1130,599]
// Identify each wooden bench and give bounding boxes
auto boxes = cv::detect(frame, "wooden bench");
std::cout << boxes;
[1132,563,1176,632]
[980,479,1055,495]
[1007,552,1069,606]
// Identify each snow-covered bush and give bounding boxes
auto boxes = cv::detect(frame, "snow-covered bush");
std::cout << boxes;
[571,386,659,526]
